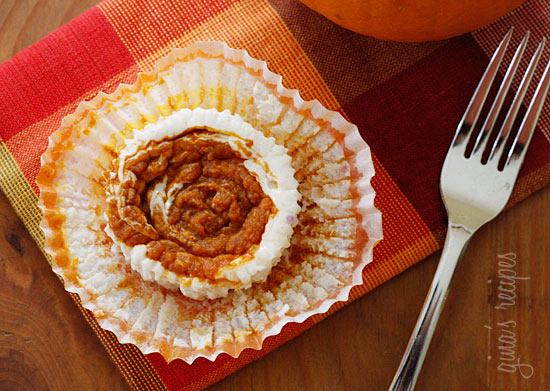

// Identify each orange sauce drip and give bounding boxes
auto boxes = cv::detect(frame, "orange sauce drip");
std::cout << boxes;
[37,127,75,279]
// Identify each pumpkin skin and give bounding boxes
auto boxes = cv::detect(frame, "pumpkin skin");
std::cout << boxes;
[300,0,527,42]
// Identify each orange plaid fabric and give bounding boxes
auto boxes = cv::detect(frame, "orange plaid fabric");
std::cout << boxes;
[1,0,549,389]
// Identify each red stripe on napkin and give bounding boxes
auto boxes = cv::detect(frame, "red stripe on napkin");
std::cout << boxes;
[0,7,134,141]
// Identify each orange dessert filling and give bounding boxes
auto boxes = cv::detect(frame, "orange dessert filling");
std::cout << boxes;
[106,130,275,280]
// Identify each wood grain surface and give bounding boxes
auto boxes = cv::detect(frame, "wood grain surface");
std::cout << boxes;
[1,1,549,390]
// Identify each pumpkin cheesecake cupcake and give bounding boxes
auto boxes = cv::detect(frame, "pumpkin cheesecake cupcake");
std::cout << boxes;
[38,42,382,363]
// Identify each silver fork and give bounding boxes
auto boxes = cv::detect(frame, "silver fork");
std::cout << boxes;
[389,28,550,391]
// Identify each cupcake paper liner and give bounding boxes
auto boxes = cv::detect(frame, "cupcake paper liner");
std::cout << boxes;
[37,41,383,363]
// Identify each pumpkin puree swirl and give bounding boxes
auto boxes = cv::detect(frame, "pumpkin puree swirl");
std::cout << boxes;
[107,130,275,281]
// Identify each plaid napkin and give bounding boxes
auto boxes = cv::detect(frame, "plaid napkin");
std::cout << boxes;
[1,0,549,389]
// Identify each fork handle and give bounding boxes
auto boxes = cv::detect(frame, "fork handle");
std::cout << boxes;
[388,224,472,391]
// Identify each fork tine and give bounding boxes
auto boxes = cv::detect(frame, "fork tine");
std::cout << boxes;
[471,32,529,157]
[451,27,513,150]
[505,52,550,169]
[487,38,545,163]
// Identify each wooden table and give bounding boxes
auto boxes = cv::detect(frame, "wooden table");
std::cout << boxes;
[1,1,549,390]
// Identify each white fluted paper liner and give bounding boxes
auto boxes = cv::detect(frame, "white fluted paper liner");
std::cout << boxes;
[38,41,383,363]
[109,108,301,300]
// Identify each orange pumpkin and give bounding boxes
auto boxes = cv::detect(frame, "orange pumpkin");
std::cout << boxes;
[300,0,527,42]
